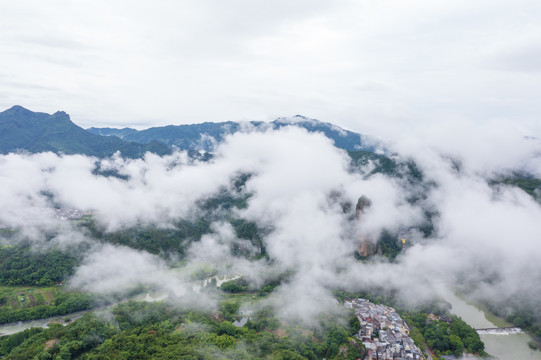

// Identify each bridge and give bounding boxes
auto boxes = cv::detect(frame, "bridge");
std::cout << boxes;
[475,327,523,335]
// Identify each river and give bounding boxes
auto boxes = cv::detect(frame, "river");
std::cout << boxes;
[437,285,541,360]
[0,273,240,337]
[0,309,91,336]
[2,279,539,359]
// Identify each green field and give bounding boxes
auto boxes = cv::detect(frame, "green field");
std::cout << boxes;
[220,292,264,305]
[0,286,62,311]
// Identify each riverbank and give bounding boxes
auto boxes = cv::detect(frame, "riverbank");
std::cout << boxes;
[436,284,541,360]
[453,292,512,328]
[0,309,90,336]
[0,274,237,337]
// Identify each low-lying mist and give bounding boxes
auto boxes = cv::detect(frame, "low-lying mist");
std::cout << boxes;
[1,124,540,322]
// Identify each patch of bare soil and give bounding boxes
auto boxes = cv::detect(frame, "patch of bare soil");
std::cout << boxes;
[44,338,59,350]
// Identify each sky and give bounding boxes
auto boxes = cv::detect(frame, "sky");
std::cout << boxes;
[1,0,541,138]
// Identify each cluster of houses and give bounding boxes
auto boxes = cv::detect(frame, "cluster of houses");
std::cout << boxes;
[345,298,424,360]
[54,208,90,220]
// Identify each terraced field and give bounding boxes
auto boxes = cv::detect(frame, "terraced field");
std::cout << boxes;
[0,286,62,310]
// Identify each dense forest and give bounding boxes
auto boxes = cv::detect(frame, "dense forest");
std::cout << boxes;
[0,292,487,359]
[0,301,365,360]
[405,313,486,357]
[0,292,93,325]
[482,294,541,340]
[0,246,79,286]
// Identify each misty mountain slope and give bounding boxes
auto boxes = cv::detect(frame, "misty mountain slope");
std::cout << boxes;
[87,127,139,138]
[84,151,432,261]
[348,150,423,181]
[0,106,171,158]
[272,115,375,152]
[89,121,244,151]
[491,176,541,202]
[80,173,266,259]
[4,113,541,351]
[87,115,376,152]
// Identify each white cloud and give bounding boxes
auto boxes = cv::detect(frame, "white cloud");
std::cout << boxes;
[0,0,540,139]
[1,125,541,321]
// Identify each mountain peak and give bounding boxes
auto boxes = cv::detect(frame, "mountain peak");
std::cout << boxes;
[2,105,33,116]
[0,106,171,158]
[273,115,320,125]
[51,110,71,122]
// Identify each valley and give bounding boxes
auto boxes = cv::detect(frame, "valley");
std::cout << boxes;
[2,1,540,358]
[0,106,540,359]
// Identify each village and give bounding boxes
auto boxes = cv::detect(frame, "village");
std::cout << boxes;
[54,208,90,220]
[345,298,425,360]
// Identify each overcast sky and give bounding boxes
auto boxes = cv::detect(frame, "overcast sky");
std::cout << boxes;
[1,0,540,137]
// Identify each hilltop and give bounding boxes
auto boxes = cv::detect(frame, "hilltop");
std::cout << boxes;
[0,106,170,158]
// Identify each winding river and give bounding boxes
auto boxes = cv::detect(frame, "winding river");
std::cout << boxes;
[1,280,540,360]
[0,273,240,337]
[0,309,91,336]
[437,286,541,360]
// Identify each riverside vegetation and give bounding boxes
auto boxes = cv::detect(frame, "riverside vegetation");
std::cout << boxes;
[1,107,541,358]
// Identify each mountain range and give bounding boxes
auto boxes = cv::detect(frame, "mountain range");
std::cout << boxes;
[0,105,373,157]
[87,115,374,152]
[0,106,170,158]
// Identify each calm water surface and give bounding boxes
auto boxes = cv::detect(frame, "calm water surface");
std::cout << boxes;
[438,286,541,360]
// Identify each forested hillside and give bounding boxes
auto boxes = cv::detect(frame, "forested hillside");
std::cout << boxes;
[0,106,170,158]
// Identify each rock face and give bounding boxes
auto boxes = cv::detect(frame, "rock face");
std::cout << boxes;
[355,195,374,258]
[356,195,372,214]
